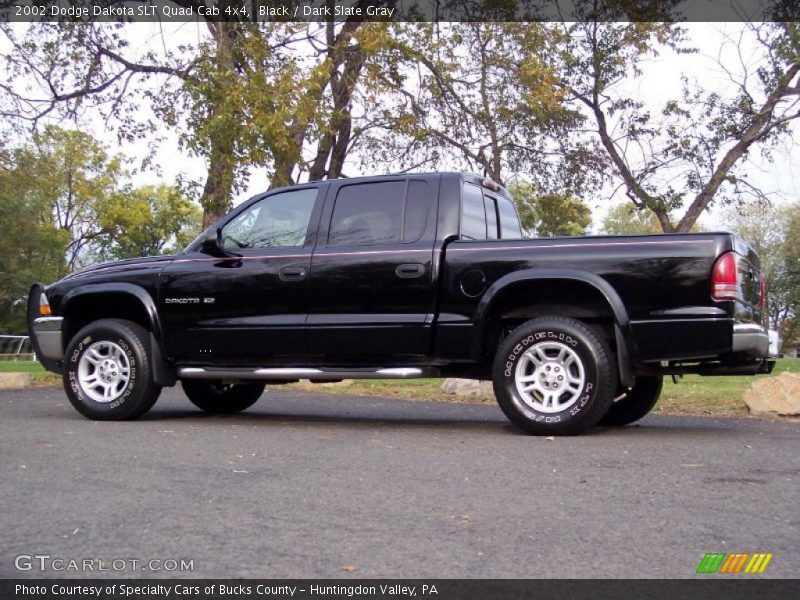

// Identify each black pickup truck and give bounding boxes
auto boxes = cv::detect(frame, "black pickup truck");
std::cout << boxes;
[28,172,773,435]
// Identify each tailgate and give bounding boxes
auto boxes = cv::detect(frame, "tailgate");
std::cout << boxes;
[730,236,764,325]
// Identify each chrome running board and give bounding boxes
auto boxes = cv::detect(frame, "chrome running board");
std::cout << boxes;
[177,367,435,381]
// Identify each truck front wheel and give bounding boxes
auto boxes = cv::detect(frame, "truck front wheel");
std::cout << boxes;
[492,317,616,435]
[598,376,663,426]
[182,380,265,414]
[63,319,162,420]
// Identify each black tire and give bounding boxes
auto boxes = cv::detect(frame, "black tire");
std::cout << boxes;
[182,380,264,414]
[599,376,663,427]
[492,316,616,435]
[63,319,162,420]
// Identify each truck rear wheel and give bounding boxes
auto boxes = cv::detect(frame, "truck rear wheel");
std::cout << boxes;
[182,380,264,414]
[492,316,616,435]
[599,376,663,426]
[63,319,162,420]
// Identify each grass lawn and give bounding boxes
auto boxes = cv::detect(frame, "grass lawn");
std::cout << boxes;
[0,360,60,384]
[4,358,799,416]
[657,358,800,416]
[289,358,800,417]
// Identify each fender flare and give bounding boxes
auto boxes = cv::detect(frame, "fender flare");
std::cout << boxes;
[473,268,636,387]
[62,282,164,340]
[61,283,175,386]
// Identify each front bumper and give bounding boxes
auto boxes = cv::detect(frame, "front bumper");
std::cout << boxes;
[732,323,770,358]
[31,316,64,361]
[27,283,63,374]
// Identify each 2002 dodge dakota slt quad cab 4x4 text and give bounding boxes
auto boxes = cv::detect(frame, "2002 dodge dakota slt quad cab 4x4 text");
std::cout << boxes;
[29,172,774,435]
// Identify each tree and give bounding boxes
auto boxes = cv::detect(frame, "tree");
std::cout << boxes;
[2,19,259,227]
[602,204,662,235]
[722,201,800,346]
[0,128,199,277]
[360,23,595,194]
[1,14,381,226]
[24,126,124,269]
[559,21,800,232]
[93,184,202,261]
[0,144,70,333]
[508,181,591,237]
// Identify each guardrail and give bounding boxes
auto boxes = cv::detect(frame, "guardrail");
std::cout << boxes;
[0,335,34,361]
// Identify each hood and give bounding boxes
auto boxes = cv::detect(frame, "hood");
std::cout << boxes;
[62,255,177,281]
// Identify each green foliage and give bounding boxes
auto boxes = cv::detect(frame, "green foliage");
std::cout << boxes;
[94,185,202,261]
[26,126,124,269]
[362,23,591,194]
[0,128,203,333]
[508,182,591,237]
[602,204,662,235]
[0,145,70,334]
[722,202,800,346]
[2,21,798,238]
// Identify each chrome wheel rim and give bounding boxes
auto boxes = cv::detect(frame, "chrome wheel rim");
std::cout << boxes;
[77,341,131,403]
[514,341,585,413]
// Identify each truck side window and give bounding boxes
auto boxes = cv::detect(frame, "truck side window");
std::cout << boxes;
[329,181,405,246]
[403,180,430,242]
[221,188,317,250]
[485,196,499,239]
[462,183,487,240]
[497,196,523,239]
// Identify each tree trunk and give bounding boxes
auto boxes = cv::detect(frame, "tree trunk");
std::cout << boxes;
[269,20,364,189]
[200,143,235,229]
[199,22,237,227]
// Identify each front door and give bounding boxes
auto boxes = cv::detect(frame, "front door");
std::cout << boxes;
[160,186,322,363]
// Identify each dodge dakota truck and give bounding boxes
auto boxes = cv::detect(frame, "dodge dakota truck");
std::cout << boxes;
[28,172,773,435]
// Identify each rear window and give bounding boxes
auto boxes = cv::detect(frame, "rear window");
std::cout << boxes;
[404,180,430,242]
[461,183,487,240]
[485,196,499,239]
[329,180,430,246]
[497,196,522,239]
[462,184,521,240]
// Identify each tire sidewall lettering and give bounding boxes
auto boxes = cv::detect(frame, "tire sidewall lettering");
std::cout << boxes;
[502,327,597,421]
[67,332,137,408]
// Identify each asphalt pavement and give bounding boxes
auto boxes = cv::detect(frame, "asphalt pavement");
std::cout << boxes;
[1,385,798,579]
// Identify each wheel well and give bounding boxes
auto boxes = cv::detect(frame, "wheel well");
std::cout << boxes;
[483,280,617,358]
[62,294,153,349]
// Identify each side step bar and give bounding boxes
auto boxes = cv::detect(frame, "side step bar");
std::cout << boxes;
[177,367,436,381]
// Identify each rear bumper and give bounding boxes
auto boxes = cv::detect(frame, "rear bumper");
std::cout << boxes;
[732,323,770,358]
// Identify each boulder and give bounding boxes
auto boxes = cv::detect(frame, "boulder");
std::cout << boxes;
[0,372,32,390]
[306,379,354,387]
[743,372,800,416]
[441,378,494,397]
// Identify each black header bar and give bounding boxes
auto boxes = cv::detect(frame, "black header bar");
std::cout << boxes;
[3,579,800,600]
[0,0,798,23]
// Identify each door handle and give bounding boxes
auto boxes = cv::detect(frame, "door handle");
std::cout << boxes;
[279,266,307,282]
[395,263,425,279]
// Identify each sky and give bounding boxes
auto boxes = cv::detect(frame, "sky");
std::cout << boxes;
[4,21,799,231]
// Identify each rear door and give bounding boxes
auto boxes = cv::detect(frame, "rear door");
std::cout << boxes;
[306,177,438,360]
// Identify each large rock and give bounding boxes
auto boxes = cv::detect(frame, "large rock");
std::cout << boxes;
[743,372,800,416]
[0,372,32,390]
[304,379,354,387]
[441,378,494,397]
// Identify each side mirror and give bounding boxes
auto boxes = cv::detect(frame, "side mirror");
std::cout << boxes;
[199,228,226,257]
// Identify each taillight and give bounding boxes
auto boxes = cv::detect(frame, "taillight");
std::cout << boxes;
[711,252,739,301]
